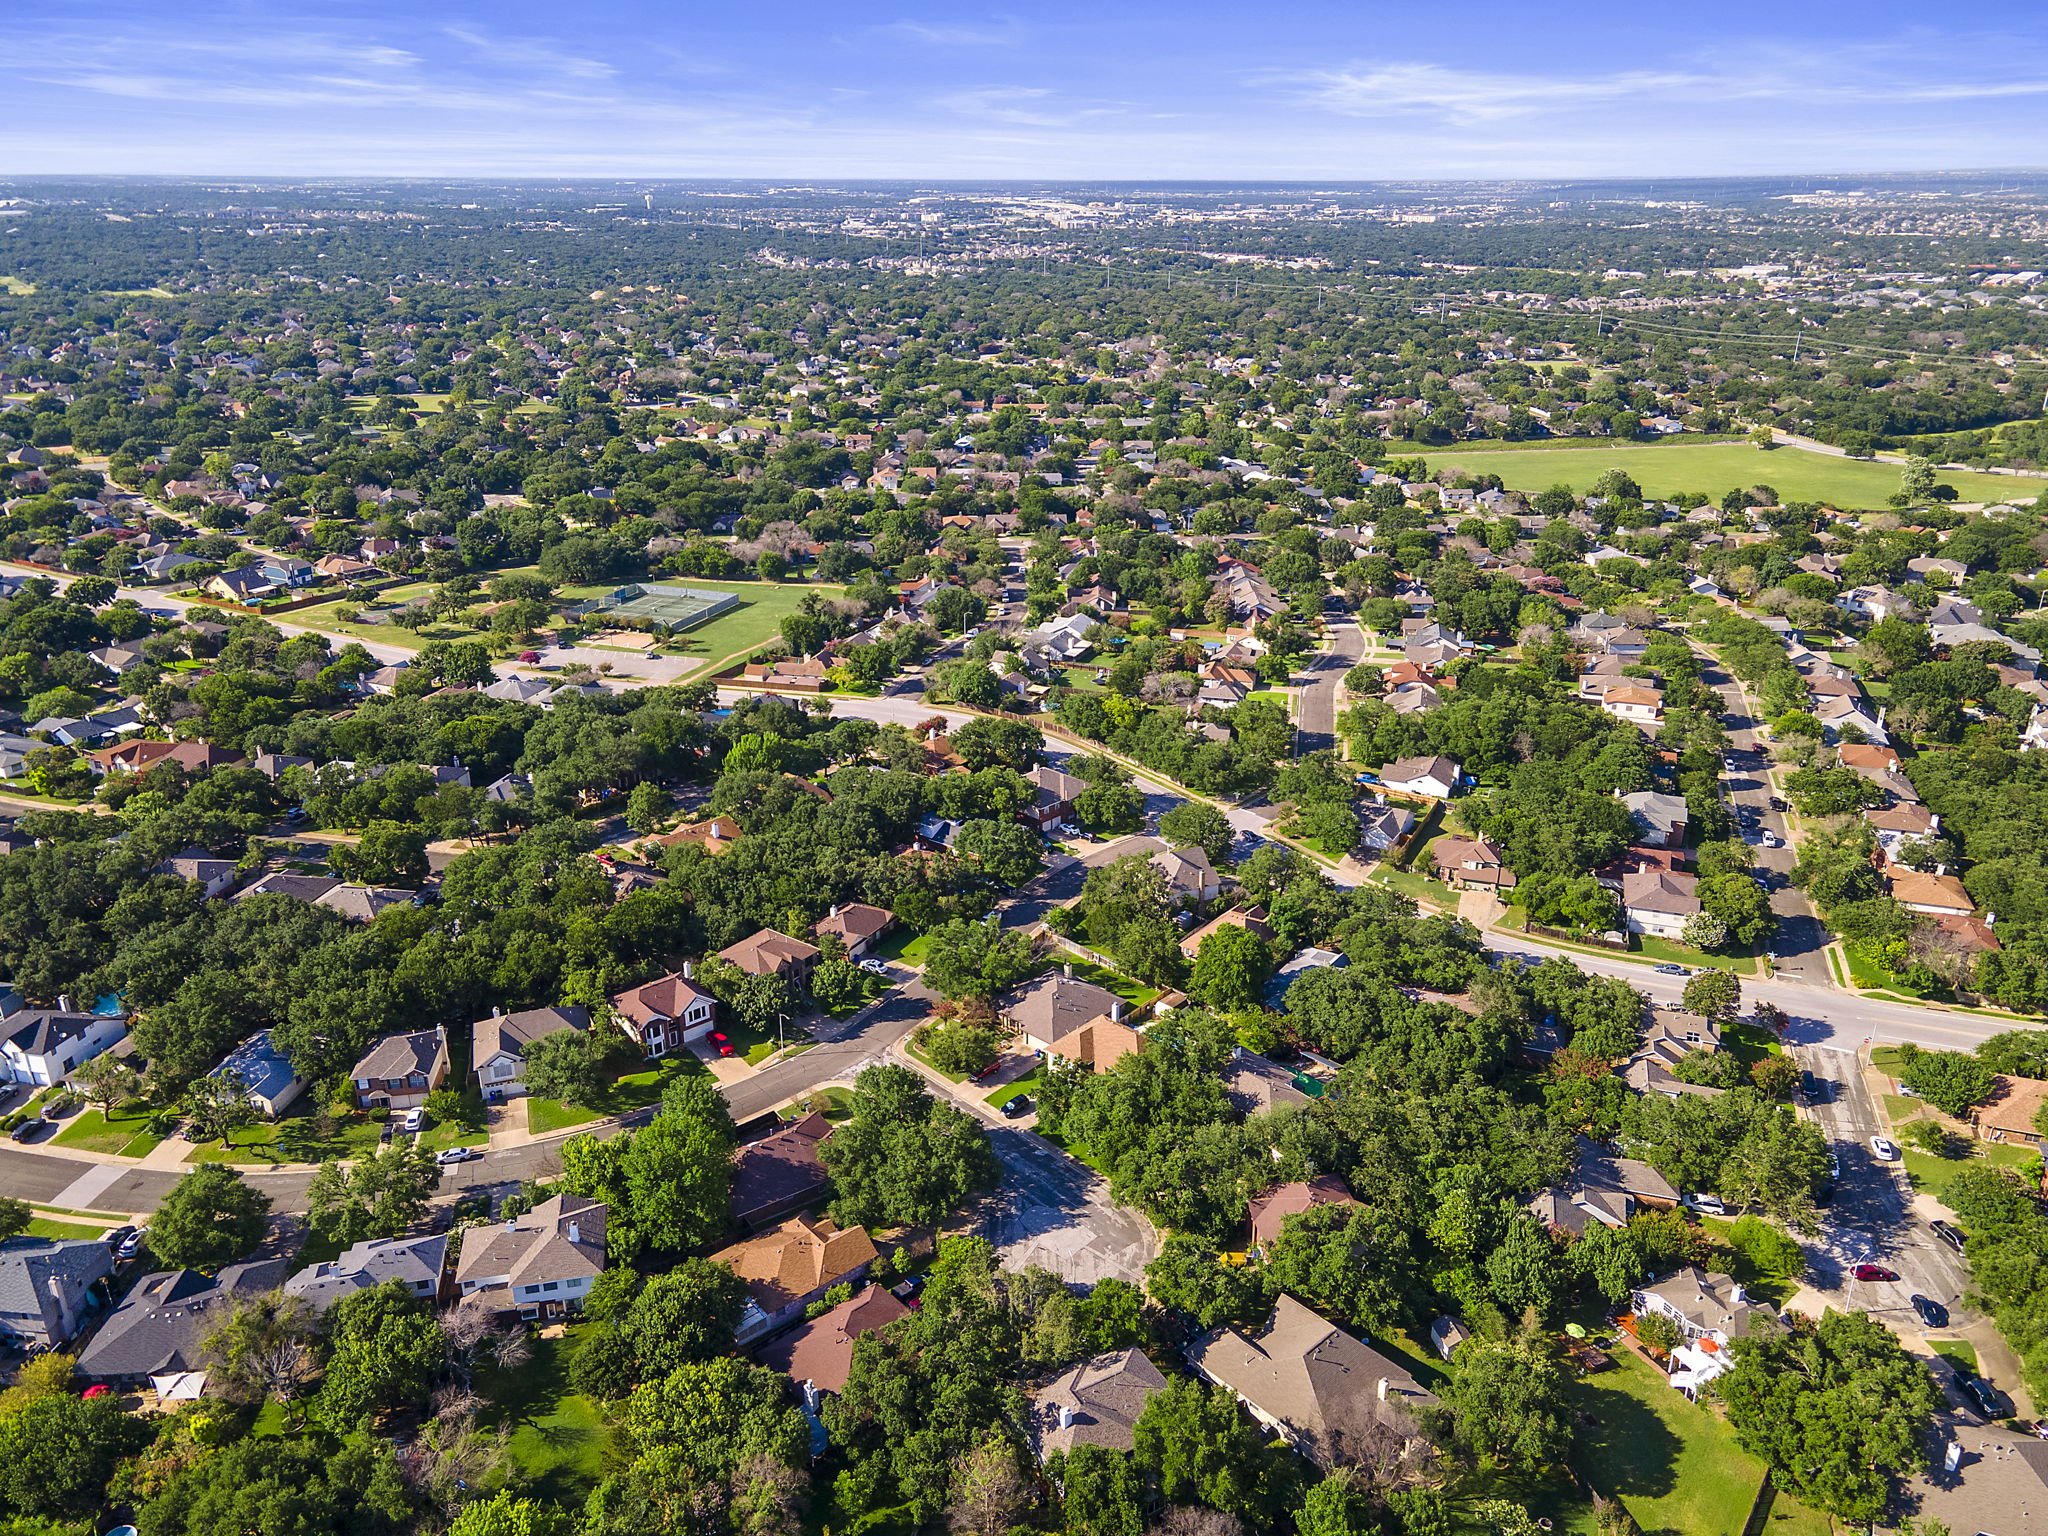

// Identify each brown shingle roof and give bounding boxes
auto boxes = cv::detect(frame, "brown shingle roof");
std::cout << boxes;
[717,929,822,978]
[1247,1177,1357,1250]
[755,1284,907,1393]
[712,1215,877,1314]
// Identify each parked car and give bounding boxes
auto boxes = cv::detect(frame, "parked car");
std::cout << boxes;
[1654,964,1690,976]
[857,958,891,976]
[1931,1219,1967,1253]
[435,1146,481,1165]
[401,1107,425,1134]
[1870,1134,1900,1161]
[8,1120,45,1143]
[1852,1263,1898,1282]
[1681,1192,1726,1216]
[1957,1371,2007,1420]
[1001,1095,1033,1119]
[102,1225,135,1252]
[1826,1151,1842,1181]
[1801,1071,1833,1103]
[1911,1294,1949,1329]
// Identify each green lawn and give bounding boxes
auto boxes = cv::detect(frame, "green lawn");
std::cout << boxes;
[785,1086,855,1122]
[1567,1341,1783,1536]
[986,1071,1043,1108]
[416,1117,489,1153]
[1631,934,1759,975]
[52,1105,166,1158]
[1047,952,1161,1009]
[1375,866,1455,909]
[878,928,934,967]
[476,1331,612,1503]
[1870,1045,1909,1074]
[186,1105,387,1166]
[26,1216,108,1240]
[1928,1339,1980,1376]
[527,1058,689,1136]
[642,579,848,676]
[1904,1139,2037,1200]
[1721,1020,1784,1069]
[1419,440,2031,507]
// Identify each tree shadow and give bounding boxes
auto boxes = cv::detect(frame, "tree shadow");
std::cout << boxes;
[1568,1373,1684,1508]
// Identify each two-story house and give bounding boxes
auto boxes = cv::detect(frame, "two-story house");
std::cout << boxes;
[610,971,717,1058]
[453,1194,606,1319]
[473,1005,590,1098]
[348,1026,450,1111]
[1631,1266,1776,1396]
[1,992,128,1088]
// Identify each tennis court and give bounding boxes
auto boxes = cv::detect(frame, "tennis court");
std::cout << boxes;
[579,583,741,629]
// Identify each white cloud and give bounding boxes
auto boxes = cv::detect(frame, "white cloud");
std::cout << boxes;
[876,19,1019,47]
[442,26,616,80]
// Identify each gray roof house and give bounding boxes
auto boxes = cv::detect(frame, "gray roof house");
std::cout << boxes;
[473,1005,589,1099]
[1620,791,1690,848]
[0,1235,114,1349]
[283,1233,449,1311]
[2,992,129,1089]
[1187,1295,1438,1471]
[1028,1348,1170,1460]
[153,847,240,898]
[210,1030,305,1116]
[77,1259,292,1385]
[454,1194,606,1319]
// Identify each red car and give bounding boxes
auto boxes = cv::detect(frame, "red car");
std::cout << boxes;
[718,1044,735,1057]
[710,1032,728,1043]
[1853,1263,1898,1282]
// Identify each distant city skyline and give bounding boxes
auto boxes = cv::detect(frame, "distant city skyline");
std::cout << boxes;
[8,0,2048,180]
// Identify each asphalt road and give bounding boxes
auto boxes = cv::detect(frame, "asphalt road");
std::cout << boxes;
[1294,619,1366,754]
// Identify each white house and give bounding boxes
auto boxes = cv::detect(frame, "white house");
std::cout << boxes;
[1598,685,1665,725]
[472,1005,590,1099]
[0,994,128,1088]
[1631,1267,1775,1397]
[1619,871,1700,939]
[1376,754,1462,799]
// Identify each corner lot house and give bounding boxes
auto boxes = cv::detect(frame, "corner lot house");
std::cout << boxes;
[1973,1074,2048,1146]
[1619,870,1700,938]
[454,1194,607,1319]
[473,1005,589,1098]
[1187,1295,1438,1470]
[349,1026,449,1110]
[0,1235,114,1349]
[1002,971,1141,1072]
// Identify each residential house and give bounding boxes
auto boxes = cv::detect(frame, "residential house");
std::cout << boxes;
[1179,904,1276,961]
[1622,791,1689,848]
[0,993,128,1087]
[757,1284,908,1394]
[1386,681,1442,715]
[0,1236,114,1349]
[813,903,895,957]
[251,751,314,781]
[209,1030,305,1116]
[1971,1074,2048,1147]
[1599,685,1665,726]
[1429,835,1516,892]
[1356,800,1416,857]
[1898,1422,2048,1536]
[645,815,744,857]
[1247,1177,1358,1252]
[1814,694,1889,745]
[1622,1012,1727,1099]
[1028,1348,1170,1460]
[718,929,821,990]
[1020,764,1088,833]
[731,1112,835,1232]
[1186,1295,1438,1471]
[473,1005,589,1098]
[1886,869,1975,917]
[1264,947,1345,1009]
[315,883,417,922]
[454,1194,607,1319]
[233,871,341,905]
[610,971,718,1058]
[1865,803,1940,864]
[204,567,281,602]
[1429,1317,1470,1361]
[1528,1135,1680,1235]
[1375,755,1462,799]
[152,847,239,898]
[76,1259,292,1387]
[1004,971,1142,1072]
[1620,870,1700,938]
[713,1214,879,1344]
[348,1027,450,1110]
[1222,1049,1316,1116]
[480,676,555,706]
[1078,834,1224,902]
[1631,1267,1776,1396]
[283,1233,449,1311]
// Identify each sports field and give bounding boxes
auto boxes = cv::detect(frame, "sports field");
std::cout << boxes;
[1419,440,2035,507]
[581,582,742,629]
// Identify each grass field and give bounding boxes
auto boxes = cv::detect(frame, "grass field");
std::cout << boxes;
[1903,1138,2037,1200]
[986,1071,1042,1108]
[52,1105,165,1158]
[477,1331,611,1502]
[1419,440,2032,507]
[0,277,35,296]
[26,1216,108,1240]
[186,1107,385,1166]
[655,579,843,675]
[1929,1338,1980,1376]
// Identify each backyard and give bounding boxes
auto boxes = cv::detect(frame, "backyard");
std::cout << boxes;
[1419,439,2031,507]
[474,1330,612,1504]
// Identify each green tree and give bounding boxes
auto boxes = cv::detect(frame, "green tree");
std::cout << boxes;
[820,1064,997,1229]
[305,1143,442,1249]
[447,1493,574,1536]
[1681,969,1741,1020]
[1698,873,1776,949]
[183,1069,259,1147]
[623,1260,750,1378]
[953,817,1045,887]
[0,1391,150,1516]
[919,915,1037,1001]
[625,1079,735,1252]
[203,1290,321,1416]
[1187,923,1275,1012]
[1159,802,1234,866]
[1431,1328,1576,1478]
[1899,1047,1996,1117]
[0,1197,31,1243]
[1263,1202,1420,1335]
[1055,1444,1144,1536]
[625,781,671,836]
[1132,1374,1275,1520]
[518,1026,611,1105]
[1714,1309,1936,1524]
[314,1280,449,1427]
[147,1164,271,1271]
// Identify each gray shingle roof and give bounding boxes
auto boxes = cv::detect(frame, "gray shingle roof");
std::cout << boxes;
[283,1233,448,1311]
[0,1236,113,1345]
[77,1259,291,1381]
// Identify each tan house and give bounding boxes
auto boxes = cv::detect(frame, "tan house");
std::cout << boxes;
[1599,685,1665,725]
[1886,869,1975,917]
[718,929,821,988]
[644,816,744,857]
[713,1215,879,1344]
[1028,1348,1169,1460]
[1429,835,1516,892]
[1972,1074,2048,1146]
[1247,1177,1357,1252]
[1003,971,1139,1072]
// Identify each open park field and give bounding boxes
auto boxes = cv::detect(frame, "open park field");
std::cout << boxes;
[1419,440,2035,507]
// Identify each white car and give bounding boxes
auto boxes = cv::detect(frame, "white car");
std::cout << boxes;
[1681,1192,1726,1216]
[435,1146,481,1165]
[858,958,891,977]
[1870,1134,1900,1162]
[401,1107,426,1134]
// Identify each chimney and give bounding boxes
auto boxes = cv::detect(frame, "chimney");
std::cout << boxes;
[1110,1001,1124,1023]
[1058,1403,1075,1430]
[829,904,839,919]
[1064,963,1074,980]
[491,1005,502,1018]
[57,995,72,1014]
[568,1221,581,1245]
[683,960,694,979]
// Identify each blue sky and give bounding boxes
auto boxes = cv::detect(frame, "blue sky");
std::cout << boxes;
[9,0,2048,180]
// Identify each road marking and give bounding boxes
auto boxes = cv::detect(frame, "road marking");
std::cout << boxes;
[52,1162,126,1211]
